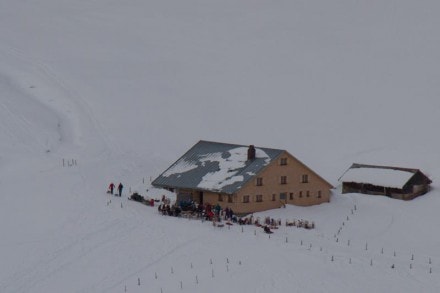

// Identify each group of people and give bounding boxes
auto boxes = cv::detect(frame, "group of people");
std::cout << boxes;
[158,203,182,217]
[178,200,237,223]
[108,182,124,197]
[157,199,238,224]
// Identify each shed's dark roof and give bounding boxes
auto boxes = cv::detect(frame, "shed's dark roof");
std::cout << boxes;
[152,140,284,194]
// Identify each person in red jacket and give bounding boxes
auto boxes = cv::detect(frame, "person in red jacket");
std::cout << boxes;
[108,182,115,194]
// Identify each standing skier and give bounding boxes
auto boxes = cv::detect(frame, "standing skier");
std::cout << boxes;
[117,183,124,197]
[108,182,115,194]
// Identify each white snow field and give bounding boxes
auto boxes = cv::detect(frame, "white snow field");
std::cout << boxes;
[1,0,440,292]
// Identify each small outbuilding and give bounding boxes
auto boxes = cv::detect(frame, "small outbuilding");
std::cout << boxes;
[340,163,432,200]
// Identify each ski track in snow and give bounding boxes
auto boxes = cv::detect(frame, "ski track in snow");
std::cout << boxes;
[1,216,135,292]
[99,235,201,293]
[0,43,120,160]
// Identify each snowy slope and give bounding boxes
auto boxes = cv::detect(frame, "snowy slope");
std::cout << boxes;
[0,0,440,292]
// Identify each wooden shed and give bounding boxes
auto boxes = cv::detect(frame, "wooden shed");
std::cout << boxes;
[340,163,432,200]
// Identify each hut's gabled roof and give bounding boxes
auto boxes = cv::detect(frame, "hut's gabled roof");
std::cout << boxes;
[152,140,284,194]
[340,163,431,189]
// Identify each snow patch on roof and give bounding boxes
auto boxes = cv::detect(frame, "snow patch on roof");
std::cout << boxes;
[342,167,415,189]
[256,148,271,165]
[197,147,270,190]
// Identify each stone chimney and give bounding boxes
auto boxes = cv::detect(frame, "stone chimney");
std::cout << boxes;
[247,145,256,161]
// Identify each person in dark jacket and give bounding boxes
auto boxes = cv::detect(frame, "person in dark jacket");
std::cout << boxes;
[117,183,123,197]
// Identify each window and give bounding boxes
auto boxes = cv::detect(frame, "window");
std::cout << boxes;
[280,193,286,200]
[228,195,233,203]
[299,191,303,198]
[280,158,287,166]
[218,194,223,202]
[317,191,322,198]
[272,194,276,201]
[281,176,287,185]
[289,193,294,200]
[243,195,250,203]
[306,191,310,197]
[256,194,263,202]
[301,174,309,183]
[256,177,263,186]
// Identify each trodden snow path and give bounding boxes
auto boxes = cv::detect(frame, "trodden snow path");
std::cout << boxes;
[0,43,123,161]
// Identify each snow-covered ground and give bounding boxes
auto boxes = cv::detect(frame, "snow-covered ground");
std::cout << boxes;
[1,0,440,292]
